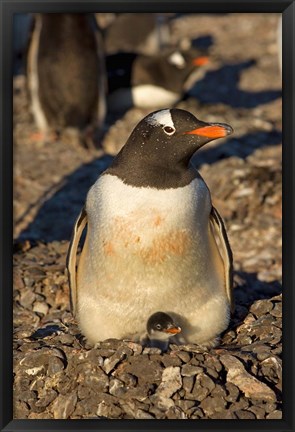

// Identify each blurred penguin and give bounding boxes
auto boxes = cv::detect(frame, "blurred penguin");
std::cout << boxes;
[107,47,210,112]
[26,13,106,147]
[103,13,172,55]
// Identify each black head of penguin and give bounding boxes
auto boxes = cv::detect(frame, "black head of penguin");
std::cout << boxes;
[147,312,181,336]
[134,48,210,93]
[106,108,233,189]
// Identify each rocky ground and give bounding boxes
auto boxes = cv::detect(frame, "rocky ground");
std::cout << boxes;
[13,13,282,419]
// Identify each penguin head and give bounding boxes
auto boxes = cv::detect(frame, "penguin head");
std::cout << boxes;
[107,108,233,188]
[147,312,181,341]
[124,108,233,165]
[167,49,209,70]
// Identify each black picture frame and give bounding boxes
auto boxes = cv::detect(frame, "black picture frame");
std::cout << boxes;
[1,1,294,431]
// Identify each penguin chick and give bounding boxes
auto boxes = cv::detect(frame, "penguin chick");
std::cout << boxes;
[67,108,234,347]
[145,312,181,351]
[26,13,106,146]
[106,48,209,111]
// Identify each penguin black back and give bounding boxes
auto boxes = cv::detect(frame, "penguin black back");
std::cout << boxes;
[28,14,105,132]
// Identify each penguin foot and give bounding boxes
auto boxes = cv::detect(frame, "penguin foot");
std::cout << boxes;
[29,130,58,143]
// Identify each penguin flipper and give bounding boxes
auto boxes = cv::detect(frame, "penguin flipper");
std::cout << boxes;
[66,207,88,317]
[209,206,234,314]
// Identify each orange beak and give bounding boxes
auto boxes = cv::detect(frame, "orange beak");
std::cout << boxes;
[184,124,233,139]
[165,326,181,335]
[193,56,210,66]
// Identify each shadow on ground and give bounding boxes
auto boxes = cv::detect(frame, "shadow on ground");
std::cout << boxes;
[192,129,282,168]
[188,60,281,109]
[220,270,282,344]
[17,155,113,243]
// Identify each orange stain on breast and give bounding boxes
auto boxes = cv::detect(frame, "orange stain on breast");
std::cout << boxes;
[103,241,116,256]
[153,215,165,227]
[139,230,190,264]
[104,215,189,265]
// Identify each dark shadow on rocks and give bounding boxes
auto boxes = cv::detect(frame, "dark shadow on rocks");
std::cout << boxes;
[192,129,282,168]
[230,270,282,329]
[17,154,113,243]
[191,35,214,50]
[187,60,281,109]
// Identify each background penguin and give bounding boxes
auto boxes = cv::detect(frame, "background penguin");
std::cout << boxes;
[103,13,172,55]
[67,108,234,347]
[143,312,182,351]
[26,13,106,146]
[106,48,210,112]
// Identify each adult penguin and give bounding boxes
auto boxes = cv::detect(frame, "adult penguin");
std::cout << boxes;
[27,13,106,146]
[67,108,234,347]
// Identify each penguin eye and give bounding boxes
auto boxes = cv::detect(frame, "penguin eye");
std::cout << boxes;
[163,126,176,136]
[156,324,162,330]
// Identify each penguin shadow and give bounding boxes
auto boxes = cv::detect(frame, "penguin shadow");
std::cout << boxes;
[191,128,282,168]
[17,155,113,243]
[226,270,282,335]
[186,59,281,109]
[191,35,214,50]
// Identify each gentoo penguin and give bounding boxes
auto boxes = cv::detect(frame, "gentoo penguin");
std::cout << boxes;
[104,13,171,55]
[26,13,106,145]
[67,108,234,347]
[107,48,209,111]
[143,312,181,351]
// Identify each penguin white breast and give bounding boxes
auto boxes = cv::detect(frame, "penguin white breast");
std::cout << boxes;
[108,85,180,111]
[131,84,180,108]
[77,173,226,343]
[82,173,217,294]
[86,173,211,251]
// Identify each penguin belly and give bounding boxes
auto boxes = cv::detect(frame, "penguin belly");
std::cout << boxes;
[76,174,229,345]
[108,85,180,112]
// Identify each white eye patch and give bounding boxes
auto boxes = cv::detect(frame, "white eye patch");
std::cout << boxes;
[147,109,175,129]
[168,51,186,68]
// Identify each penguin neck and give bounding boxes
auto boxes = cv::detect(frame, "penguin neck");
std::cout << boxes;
[105,149,197,189]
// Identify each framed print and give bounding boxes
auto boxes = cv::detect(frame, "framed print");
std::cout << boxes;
[1,1,294,431]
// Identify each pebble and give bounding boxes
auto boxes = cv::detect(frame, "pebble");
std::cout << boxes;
[174,351,191,363]
[103,347,131,374]
[200,395,227,416]
[51,392,77,419]
[155,366,182,400]
[182,376,194,394]
[181,364,203,377]
[248,405,266,419]
[220,355,277,402]
[266,410,282,419]
[19,288,36,308]
[32,301,49,315]
[235,409,256,419]
[109,378,126,398]
[96,401,123,419]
